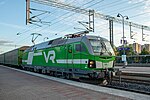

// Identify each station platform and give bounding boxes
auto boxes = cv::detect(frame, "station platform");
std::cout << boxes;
[0,65,149,100]
[115,66,150,74]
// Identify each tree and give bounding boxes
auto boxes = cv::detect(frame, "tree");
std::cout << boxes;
[140,48,150,55]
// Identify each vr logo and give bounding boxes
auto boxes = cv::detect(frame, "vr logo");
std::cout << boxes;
[43,50,55,63]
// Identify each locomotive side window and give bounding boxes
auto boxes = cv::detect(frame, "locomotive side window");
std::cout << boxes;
[76,44,81,52]
[75,44,86,52]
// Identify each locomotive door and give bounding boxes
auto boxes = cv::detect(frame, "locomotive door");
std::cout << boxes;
[67,44,73,68]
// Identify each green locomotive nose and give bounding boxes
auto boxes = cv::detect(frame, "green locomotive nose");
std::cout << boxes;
[86,36,115,69]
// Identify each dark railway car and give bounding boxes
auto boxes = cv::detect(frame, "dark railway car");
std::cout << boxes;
[0,54,4,64]
[0,46,29,67]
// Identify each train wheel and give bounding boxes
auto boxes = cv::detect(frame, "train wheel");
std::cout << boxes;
[34,68,37,72]
[49,71,53,76]
[66,73,70,79]
[42,69,46,74]
[22,66,25,70]
[39,69,42,74]
[66,73,72,79]
[63,73,67,79]
[30,68,33,72]
[61,72,65,78]
[36,69,40,73]
[53,71,58,77]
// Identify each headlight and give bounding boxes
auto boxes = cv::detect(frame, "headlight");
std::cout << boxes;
[90,61,94,65]
[89,64,93,68]
[88,60,96,68]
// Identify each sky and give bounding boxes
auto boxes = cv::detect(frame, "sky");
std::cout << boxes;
[0,0,150,54]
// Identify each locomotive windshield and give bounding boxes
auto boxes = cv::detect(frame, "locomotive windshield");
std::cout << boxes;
[89,39,115,56]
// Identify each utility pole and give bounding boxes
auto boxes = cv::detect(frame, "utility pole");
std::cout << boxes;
[109,20,113,47]
[129,22,132,39]
[89,10,94,32]
[142,26,145,41]
[26,0,30,25]
[77,10,94,32]
[117,13,129,68]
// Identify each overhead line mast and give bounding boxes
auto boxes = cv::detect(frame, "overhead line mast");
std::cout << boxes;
[26,0,30,25]
[30,0,150,31]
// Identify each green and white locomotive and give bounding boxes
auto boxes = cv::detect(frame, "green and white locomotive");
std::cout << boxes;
[22,32,116,83]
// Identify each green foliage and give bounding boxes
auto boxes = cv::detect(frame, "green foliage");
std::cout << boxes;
[140,48,150,55]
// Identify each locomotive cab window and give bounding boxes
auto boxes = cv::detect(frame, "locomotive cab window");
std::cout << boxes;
[75,43,86,52]
[89,39,115,56]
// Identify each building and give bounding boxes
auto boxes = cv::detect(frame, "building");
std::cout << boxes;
[131,43,141,54]
[141,45,145,50]
[138,44,141,53]
[118,43,150,54]
[143,44,150,52]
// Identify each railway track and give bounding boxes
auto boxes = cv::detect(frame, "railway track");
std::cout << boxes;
[107,80,150,95]
[78,72,150,95]
[106,72,150,95]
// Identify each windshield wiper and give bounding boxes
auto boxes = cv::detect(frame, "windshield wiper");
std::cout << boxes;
[100,41,112,56]
[100,41,106,55]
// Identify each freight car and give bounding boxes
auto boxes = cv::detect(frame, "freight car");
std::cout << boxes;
[0,46,29,68]
[22,32,116,84]
[0,54,4,64]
